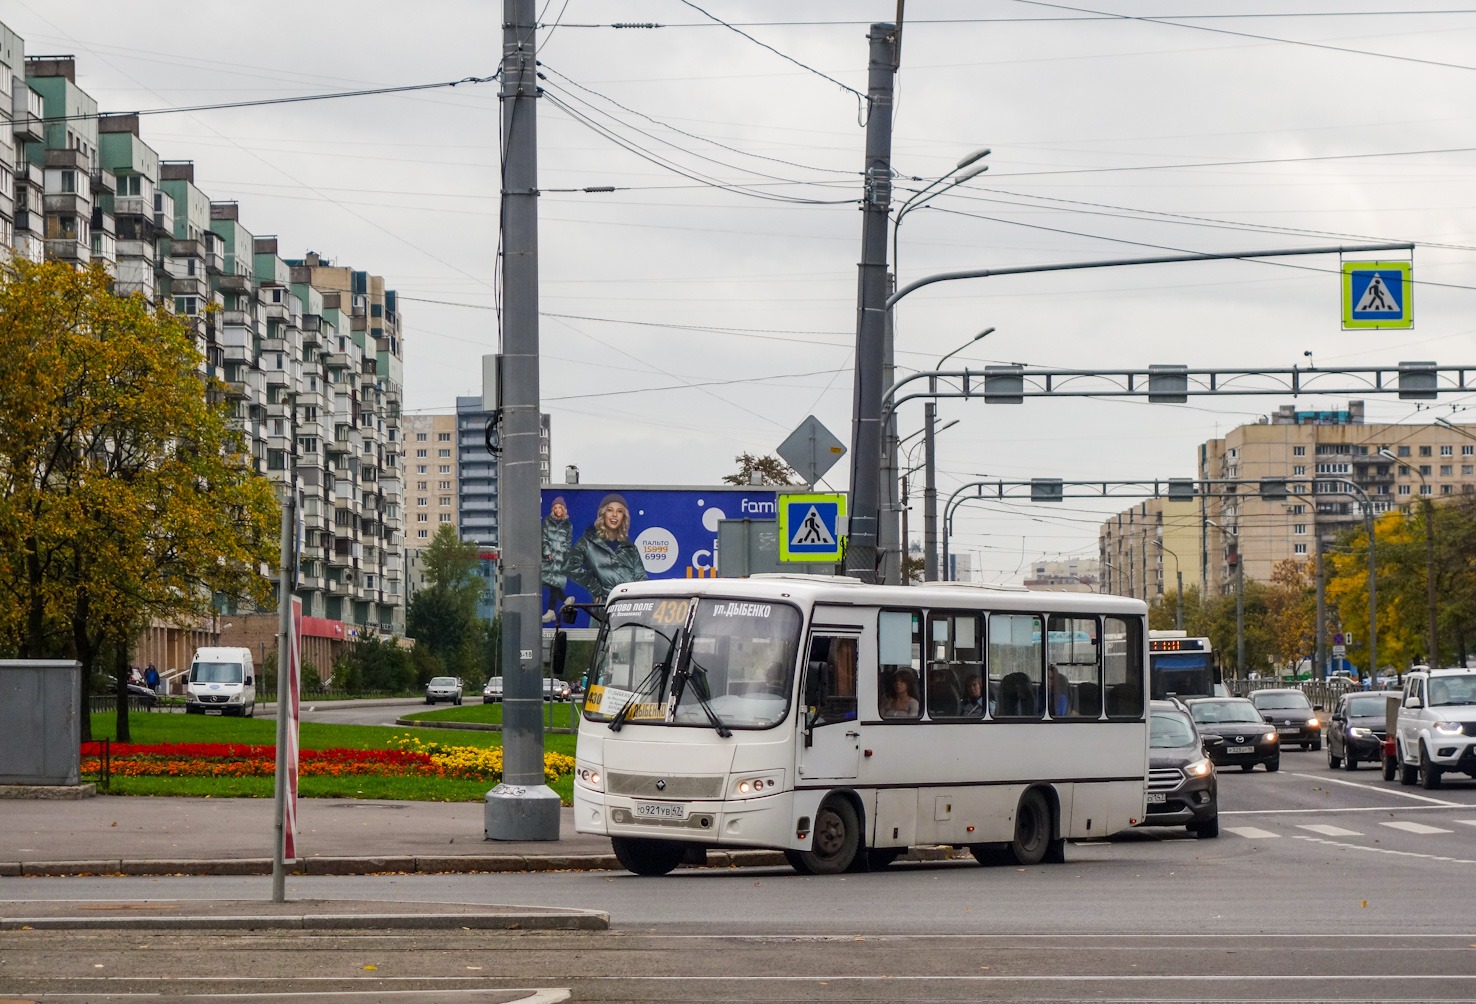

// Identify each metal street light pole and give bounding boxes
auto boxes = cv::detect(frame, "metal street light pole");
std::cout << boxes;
[924,329,993,581]
[1206,520,1243,679]
[1152,538,1182,631]
[1380,449,1439,665]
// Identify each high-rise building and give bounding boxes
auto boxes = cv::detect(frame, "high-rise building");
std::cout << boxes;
[403,412,460,600]
[1023,557,1100,593]
[1099,403,1476,600]
[455,399,550,547]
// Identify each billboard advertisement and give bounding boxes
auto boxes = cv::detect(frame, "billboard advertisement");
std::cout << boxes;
[540,485,778,628]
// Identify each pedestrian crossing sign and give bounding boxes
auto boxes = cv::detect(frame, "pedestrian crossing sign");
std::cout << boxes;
[778,493,846,562]
[1343,261,1412,330]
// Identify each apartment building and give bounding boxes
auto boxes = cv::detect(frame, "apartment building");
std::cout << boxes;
[1098,498,1204,603]
[1023,557,1101,593]
[9,28,412,644]
[404,413,459,600]
[1099,402,1476,600]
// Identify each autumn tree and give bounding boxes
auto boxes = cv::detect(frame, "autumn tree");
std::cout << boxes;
[1264,559,1316,672]
[405,522,485,682]
[0,260,279,739]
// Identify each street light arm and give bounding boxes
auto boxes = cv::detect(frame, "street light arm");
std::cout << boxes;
[884,242,1415,311]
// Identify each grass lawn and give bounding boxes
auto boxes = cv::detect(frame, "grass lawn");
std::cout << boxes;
[85,712,576,804]
[402,701,584,732]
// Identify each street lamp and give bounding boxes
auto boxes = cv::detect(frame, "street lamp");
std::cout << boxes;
[922,329,995,581]
[1205,519,1244,679]
[892,149,991,279]
[1151,538,1183,632]
[1379,448,1439,665]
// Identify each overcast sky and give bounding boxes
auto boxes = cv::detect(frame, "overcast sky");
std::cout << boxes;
[25,0,1476,582]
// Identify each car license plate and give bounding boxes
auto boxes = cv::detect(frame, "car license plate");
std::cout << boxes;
[206,709,222,715]
[1227,745,1254,753]
[634,802,686,821]
[1277,727,1299,734]
[1146,792,1167,804]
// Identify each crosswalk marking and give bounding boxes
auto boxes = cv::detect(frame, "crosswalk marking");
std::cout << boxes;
[1296,824,1362,837]
[1455,820,1476,828]
[1224,826,1280,839]
[1379,820,1452,835]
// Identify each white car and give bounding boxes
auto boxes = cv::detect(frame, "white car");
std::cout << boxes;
[483,677,503,702]
[425,677,463,706]
[1393,667,1476,789]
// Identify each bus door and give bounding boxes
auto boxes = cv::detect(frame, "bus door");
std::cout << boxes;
[798,608,870,782]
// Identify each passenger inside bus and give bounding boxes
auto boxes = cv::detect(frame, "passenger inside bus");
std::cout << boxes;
[880,668,920,718]
[959,673,987,717]
[997,672,1038,717]
[926,664,960,717]
[805,635,858,725]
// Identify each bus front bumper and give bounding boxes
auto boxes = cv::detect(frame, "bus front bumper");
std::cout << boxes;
[574,789,796,850]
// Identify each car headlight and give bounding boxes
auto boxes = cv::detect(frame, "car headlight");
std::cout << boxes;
[574,765,603,791]
[1185,758,1212,777]
[1347,726,1372,738]
[732,776,780,798]
[1264,732,1278,743]
[1433,721,1465,735]
[1307,717,1320,728]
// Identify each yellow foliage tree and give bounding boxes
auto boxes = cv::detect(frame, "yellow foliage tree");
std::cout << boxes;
[1326,511,1424,673]
[0,260,279,739]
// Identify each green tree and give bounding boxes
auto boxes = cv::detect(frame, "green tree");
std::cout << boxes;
[722,453,798,486]
[405,523,484,678]
[0,261,278,739]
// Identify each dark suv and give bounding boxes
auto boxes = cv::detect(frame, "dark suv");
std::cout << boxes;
[1187,697,1281,772]
[1250,689,1322,751]
[1141,700,1219,838]
[1327,690,1400,771]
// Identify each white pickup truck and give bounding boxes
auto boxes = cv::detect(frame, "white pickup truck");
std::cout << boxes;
[1393,667,1476,789]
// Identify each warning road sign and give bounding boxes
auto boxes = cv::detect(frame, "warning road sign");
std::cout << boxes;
[778,493,846,562]
[1343,261,1412,330]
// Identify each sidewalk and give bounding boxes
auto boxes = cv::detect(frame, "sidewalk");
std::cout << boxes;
[0,795,801,876]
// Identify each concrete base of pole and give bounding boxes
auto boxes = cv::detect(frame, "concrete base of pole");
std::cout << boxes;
[484,782,561,841]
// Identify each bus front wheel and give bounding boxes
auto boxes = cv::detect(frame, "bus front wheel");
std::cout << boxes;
[787,798,860,875]
[611,837,686,877]
[1008,788,1053,866]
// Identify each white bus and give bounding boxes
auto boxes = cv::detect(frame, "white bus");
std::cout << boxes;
[573,575,1150,876]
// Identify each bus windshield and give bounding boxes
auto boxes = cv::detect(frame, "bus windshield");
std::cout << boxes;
[584,597,802,730]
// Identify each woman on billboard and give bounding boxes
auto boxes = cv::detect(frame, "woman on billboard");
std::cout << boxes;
[568,492,647,602]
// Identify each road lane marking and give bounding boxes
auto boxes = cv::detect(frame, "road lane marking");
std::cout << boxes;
[1296,824,1363,836]
[1380,820,1453,835]
[1224,804,1472,814]
[1456,819,1476,827]
[1291,772,1461,806]
[1294,833,1476,864]
[1224,826,1280,839]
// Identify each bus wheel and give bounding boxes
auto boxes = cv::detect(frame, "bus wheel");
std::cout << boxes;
[791,798,860,875]
[611,837,685,877]
[1008,788,1052,866]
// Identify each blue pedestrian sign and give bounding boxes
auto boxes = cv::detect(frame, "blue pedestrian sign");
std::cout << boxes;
[1343,261,1412,330]
[777,493,846,562]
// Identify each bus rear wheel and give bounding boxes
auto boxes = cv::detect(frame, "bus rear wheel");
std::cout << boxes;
[787,798,860,875]
[1008,788,1053,866]
[611,837,686,877]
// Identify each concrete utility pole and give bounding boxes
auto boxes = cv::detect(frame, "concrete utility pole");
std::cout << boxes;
[844,22,897,584]
[1234,545,1245,679]
[1423,496,1439,666]
[923,402,937,581]
[486,0,559,841]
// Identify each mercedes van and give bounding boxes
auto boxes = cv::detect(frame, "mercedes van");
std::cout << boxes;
[186,647,257,717]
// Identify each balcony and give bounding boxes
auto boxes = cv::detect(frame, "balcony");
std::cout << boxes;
[114,193,152,220]
[12,86,43,144]
[91,169,117,197]
[217,274,251,295]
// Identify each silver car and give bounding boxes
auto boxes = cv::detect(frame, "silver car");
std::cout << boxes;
[483,676,503,702]
[425,676,463,706]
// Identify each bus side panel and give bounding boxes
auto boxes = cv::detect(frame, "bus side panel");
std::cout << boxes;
[913,785,1020,846]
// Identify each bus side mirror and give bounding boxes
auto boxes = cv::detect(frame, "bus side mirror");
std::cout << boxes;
[550,631,568,679]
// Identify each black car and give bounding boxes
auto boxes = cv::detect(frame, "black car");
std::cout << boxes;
[1327,690,1401,771]
[1249,689,1323,751]
[1186,697,1280,772]
[1142,700,1219,838]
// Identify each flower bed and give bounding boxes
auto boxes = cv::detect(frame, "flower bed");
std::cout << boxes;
[81,737,576,784]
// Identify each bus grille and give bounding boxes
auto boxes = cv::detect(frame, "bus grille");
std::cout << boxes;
[607,772,724,800]
[1147,767,1184,792]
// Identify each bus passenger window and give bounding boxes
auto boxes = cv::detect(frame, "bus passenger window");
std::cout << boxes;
[990,614,1043,719]
[927,612,984,719]
[878,610,922,720]
[805,636,857,726]
[1047,615,1101,719]
[1103,616,1144,719]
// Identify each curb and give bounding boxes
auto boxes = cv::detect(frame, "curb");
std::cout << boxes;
[0,909,610,932]
[0,783,97,800]
[393,718,576,735]
[0,846,967,878]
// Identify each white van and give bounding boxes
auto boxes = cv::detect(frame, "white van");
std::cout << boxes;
[186,647,257,717]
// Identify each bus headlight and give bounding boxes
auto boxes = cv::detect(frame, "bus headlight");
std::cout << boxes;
[731,776,779,799]
[574,765,603,791]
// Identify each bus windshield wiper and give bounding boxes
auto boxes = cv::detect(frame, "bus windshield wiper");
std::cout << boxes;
[609,626,680,732]
[672,658,733,738]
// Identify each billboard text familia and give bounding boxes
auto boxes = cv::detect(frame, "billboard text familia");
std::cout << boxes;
[539,487,777,626]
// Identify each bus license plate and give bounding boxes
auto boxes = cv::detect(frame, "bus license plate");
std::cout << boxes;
[1146,792,1166,803]
[1227,745,1254,753]
[634,802,686,821]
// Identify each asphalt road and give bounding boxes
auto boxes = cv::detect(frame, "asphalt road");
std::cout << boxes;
[5,747,1476,1002]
